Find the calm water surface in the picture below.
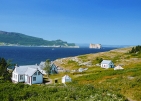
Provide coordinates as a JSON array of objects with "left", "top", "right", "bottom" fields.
[{"left": 0, "top": 46, "right": 117, "bottom": 65}]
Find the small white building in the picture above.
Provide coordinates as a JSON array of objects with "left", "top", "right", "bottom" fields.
[
  {"left": 62, "top": 75, "right": 71, "bottom": 83},
  {"left": 11, "top": 65, "right": 43, "bottom": 85},
  {"left": 114, "top": 65, "right": 124, "bottom": 70},
  {"left": 78, "top": 68, "right": 84, "bottom": 72},
  {"left": 101, "top": 60, "right": 114, "bottom": 68}
]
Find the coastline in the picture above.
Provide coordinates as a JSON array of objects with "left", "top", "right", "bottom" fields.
[
  {"left": 0, "top": 46, "right": 116, "bottom": 65},
  {"left": 0, "top": 45, "right": 80, "bottom": 48},
  {"left": 54, "top": 47, "right": 133, "bottom": 70}
]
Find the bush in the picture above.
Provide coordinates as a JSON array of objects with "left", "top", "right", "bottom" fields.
[{"left": 0, "top": 82, "right": 127, "bottom": 101}]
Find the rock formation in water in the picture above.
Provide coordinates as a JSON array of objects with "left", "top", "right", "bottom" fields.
[{"left": 89, "top": 43, "right": 101, "bottom": 49}]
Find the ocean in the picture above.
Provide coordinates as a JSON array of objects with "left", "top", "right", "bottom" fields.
[{"left": 0, "top": 46, "right": 117, "bottom": 65}]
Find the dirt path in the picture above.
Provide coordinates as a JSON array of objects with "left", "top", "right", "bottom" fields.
[
  {"left": 45, "top": 79, "right": 53, "bottom": 85},
  {"left": 127, "top": 97, "right": 136, "bottom": 101}
]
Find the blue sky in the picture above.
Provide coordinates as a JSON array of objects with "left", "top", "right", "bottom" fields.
[{"left": 0, "top": 0, "right": 141, "bottom": 45}]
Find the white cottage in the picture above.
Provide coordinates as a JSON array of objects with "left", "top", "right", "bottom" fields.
[
  {"left": 101, "top": 60, "right": 114, "bottom": 68},
  {"left": 11, "top": 65, "right": 43, "bottom": 85},
  {"left": 62, "top": 75, "right": 71, "bottom": 83}
]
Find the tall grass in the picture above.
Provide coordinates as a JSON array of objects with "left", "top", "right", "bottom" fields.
[{"left": 0, "top": 82, "right": 128, "bottom": 101}]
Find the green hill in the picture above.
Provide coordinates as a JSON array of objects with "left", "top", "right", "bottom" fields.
[
  {"left": 52, "top": 46, "right": 141, "bottom": 101},
  {"left": 0, "top": 30, "right": 75, "bottom": 46}
]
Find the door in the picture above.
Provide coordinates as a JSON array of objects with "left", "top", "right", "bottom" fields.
[{"left": 28, "top": 77, "right": 30, "bottom": 83}]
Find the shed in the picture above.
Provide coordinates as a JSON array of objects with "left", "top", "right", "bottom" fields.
[
  {"left": 78, "top": 68, "right": 84, "bottom": 72},
  {"left": 62, "top": 75, "right": 71, "bottom": 83},
  {"left": 101, "top": 60, "right": 114, "bottom": 68}
]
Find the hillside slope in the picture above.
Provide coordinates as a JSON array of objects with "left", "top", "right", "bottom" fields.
[
  {"left": 52, "top": 47, "right": 141, "bottom": 101},
  {"left": 0, "top": 30, "right": 75, "bottom": 46}
]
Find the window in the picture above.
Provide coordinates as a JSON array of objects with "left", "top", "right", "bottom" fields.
[
  {"left": 20, "top": 75, "right": 23, "bottom": 80},
  {"left": 33, "top": 77, "right": 36, "bottom": 81},
  {"left": 38, "top": 71, "right": 40, "bottom": 75}
]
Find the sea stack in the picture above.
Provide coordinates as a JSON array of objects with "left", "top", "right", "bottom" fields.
[{"left": 89, "top": 43, "right": 101, "bottom": 49}]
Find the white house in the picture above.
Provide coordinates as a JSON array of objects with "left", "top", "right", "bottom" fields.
[
  {"left": 62, "top": 75, "right": 71, "bottom": 83},
  {"left": 101, "top": 60, "right": 114, "bottom": 68},
  {"left": 114, "top": 65, "right": 124, "bottom": 70},
  {"left": 11, "top": 65, "right": 43, "bottom": 85}
]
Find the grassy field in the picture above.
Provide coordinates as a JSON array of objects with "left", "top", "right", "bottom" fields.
[
  {"left": 52, "top": 47, "right": 141, "bottom": 101},
  {"left": 1, "top": 47, "right": 141, "bottom": 101}
]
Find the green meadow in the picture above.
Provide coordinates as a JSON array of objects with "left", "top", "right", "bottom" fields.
[{"left": 1, "top": 46, "right": 141, "bottom": 101}]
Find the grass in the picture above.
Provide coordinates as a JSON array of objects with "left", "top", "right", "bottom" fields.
[
  {"left": 48, "top": 63, "right": 141, "bottom": 100},
  {"left": 78, "top": 55, "right": 88, "bottom": 62},
  {"left": 0, "top": 80, "right": 129, "bottom": 101},
  {"left": 72, "top": 64, "right": 141, "bottom": 101},
  {"left": 42, "top": 47, "right": 141, "bottom": 100},
  {"left": 52, "top": 47, "right": 141, "bottom": 101},
  {"left": 1, "top": 47, "right": 141, "bottom": 100}
]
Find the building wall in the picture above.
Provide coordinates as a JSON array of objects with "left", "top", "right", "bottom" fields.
[
  {"left": 12, "top": 72, "right": 19, "bottom": 82},
  {"left": 62, "top": 78, "right": 71, "bottom": 83},
  {"left": 25, "top": 76, "right": 32, "bottom": 85},
  {"left": 101, "top": 64, "right": 109, "bottom": 68},
  {"left": 25, "top": 75, "right": 27, "bottom": 83},
  {"left": 18, "top": 74, "right": 25, "bottom": 82},
  {"left": 31, "top": 71, "right": 43, "bottom": 84},
  {"left": 101, "top": 62, "right": 114, "bottom": 68}
]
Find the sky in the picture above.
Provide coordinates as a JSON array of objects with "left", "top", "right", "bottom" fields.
[{"left": 0, "top": 0, "right": 141, "bottom": 45}]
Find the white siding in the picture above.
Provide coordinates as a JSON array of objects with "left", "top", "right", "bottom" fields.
[
  {"left": 31, "top": 71, "right": 43, "bottom": 84},
  {"left": 25, "top": 75, "right": 27, "bottom": 83},
  {"left": 18, "top": 75, "right": 25, "bottom": 82},
  {"left": 62, "top": 75, "right": 72, "bottom": 83},
  {"left": 12, "top": 73, "right": 19, "bottom": 82},
  {"left": 101, "top": 62, "right": 114, "bottom": 68},
  {"left": 62, "top": 78, "right": 71, "bottom": 83},
  {"left": 25, "top": 76, "right": 32, "bottom": 85},
  {"left": 101, "top": 64, "right": 109, "bottom": 68}
]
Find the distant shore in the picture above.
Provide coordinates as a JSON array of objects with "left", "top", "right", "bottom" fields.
[{"left": 0, "top": 45, "right": 80, "bottom": 48}]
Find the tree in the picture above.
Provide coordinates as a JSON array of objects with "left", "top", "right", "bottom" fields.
[
  {"left": 129, "top": 45, "right": 141, "bottom": 54},
  {"left": 44, "top": 59, "right": 51, "bottom": 77},
  {"left": 0, "top": 58, "right": 12, "bottom": 81},
  {"left": 96, "top": 57, "right": 103, "bottom": 63},
  {"left": 0, "top": 58, "right": 7, "bottom": 77}
]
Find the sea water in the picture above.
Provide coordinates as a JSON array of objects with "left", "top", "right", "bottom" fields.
[{"left": 0, "top": 46, "right": 116, "bottom": 65}]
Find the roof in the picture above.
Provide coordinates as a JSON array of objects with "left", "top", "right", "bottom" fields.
[
  {"left": 101, "top": 60, "right": 112, "bottom": 64},
  {"left": 39, "top": 61, "right": 45, "bottom": 69},
  {"left": 25, "top": 68, "right": 37, "bottom": 76},
  {"left": 13, "top": 65, "right": 42, "bottom": 76}
]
